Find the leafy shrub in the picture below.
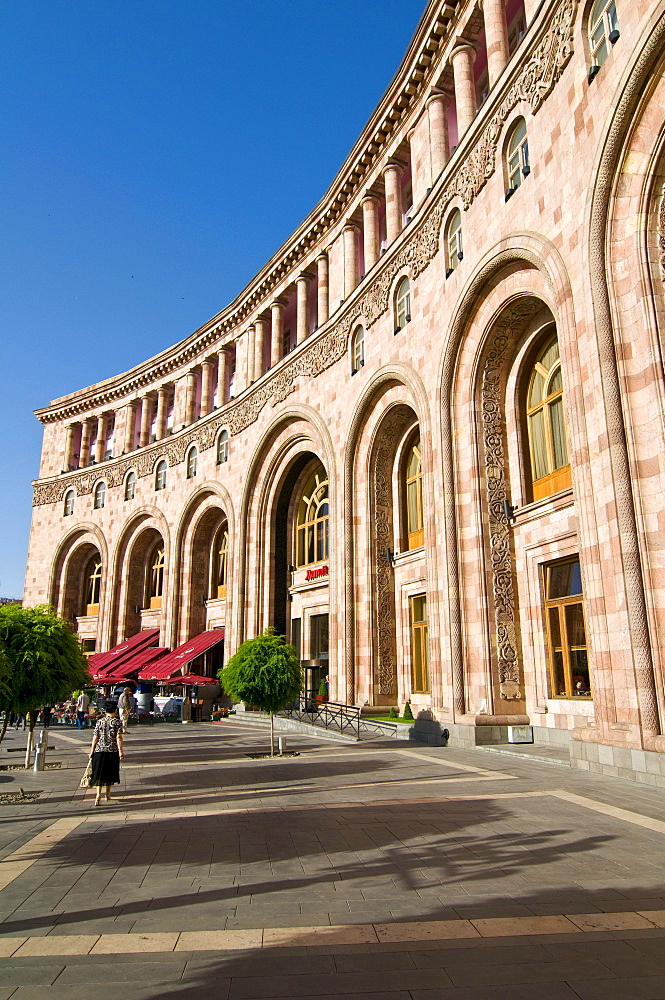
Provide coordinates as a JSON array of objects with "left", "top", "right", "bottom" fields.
[{"left": 403, "top": 701, "right": 414, "bottom": 721}]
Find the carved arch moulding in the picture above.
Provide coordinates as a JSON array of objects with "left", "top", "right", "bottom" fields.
[{"left": 33, "top": 0, "right": 579, "bottom": 509}]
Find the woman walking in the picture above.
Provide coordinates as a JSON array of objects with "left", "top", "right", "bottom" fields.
[{"left": 88, "top": 700, "right": 124, "bottom": 806}]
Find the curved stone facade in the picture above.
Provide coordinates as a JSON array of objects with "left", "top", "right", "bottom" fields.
[{"left": 24, "top": 0, "right": 665, "bottom": 775}]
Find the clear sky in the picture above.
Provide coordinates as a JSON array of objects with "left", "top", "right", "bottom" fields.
[{"left": 0, "top": 0, "right": 427, "bottom": 598}]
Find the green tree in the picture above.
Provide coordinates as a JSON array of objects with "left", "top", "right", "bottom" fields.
[
  {"left": 219, "top": 628, "right": 301, "bottom": 756},
  {"left": 0, "top": 605, "right": 91, "bottom": 765}
]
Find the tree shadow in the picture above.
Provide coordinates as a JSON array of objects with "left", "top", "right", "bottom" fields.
[{"left": 0, "top": 796, "right": 625, "bottom": 939}]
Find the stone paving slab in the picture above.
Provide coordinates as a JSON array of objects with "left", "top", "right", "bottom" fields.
[{"left": 0, "top": 724, "right": 662, "bottom": 998}]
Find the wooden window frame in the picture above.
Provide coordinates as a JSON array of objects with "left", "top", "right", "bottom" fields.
[
  {"left": 395, "top": 278, "right": 410, "bottom": 331},
  {"left": 83, "top": 557, "right": 102, "bottom": 617},
  {"left": 146, "top": 545, "right": 165, "bottom": 611},
  {"left": 526, "top": 338, "right": 572, "bottom": 501},
  {"left": 405, "top": 435, "right": 424, "bottom": 550},
  {"left": 295, "top": 468, "right": 329, "bottom": 569},
  {"left": 507, "top": 119, "right": 529, "bottom": 190},
  {"left": 213, "top": 524, "right": 229, "bottom": 600},
  {"left": 544, "top": 559, "right": 591, "bottom": 701},
  {"left": 410, "top": 594, "right": 429, "bottom": 694}
]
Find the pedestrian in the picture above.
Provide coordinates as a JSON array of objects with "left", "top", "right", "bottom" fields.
[
  {"left": 14, "top": 713, "right": 26, "bottom": 731},
  {"left": 42, "top": 705, "right": 53, "bottom": 729},
  {"left": 76, "top": 691, "right": 89, "bottom": 729},
  {"left": 118, "top": 687, "right": 136, "bottom": 733},
  {"left": 88, "top": 699, "right": 124, "bottom": 806}
]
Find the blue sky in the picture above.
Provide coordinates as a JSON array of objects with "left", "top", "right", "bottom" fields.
[{"left": 0, "top": 0, "right": 426, "bottom": 597}]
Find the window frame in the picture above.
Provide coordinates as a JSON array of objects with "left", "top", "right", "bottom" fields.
[
  {"left": 543, "top": 557, "right": 591, "bottom": 700},
  {"left": 124, "top": 471, "right": 136, "bottom": 502},
  {"left": 506, "top": 118, "right": 529, "bottom": 192},
  {"left": 217, "top": 430, "right": 229, "bottom": 465},
  {"left": 589, "top": 0, "right": 618, "bottom": 70},
  {"left": 93, "top": 481, "right": 106, "bottom": 510},
  {"left": 394, "top": 277, "right": 411, "bottom": 333},
  {"left": 404, "top": 433, "right": 424, "bottom": 551},
  {"left": 525, "top": 335, "right": 572, "bottom": 501},
  {"left": 63, "top": 490, "right": 75, "bottom": 517},
  {"left": 186, "top": 446, "right": 198, "bottom": 480},
  {"left": 146, "top": 543, "right": 165, "bottom": 610},
  {"left": 155, "top": 460, "right": 167, "bottom": 492},
  {"left": 410, "top": 593, "right": 429, "bottom": 694},
  {"left": 351, "top": 325, "right": 365, "bottom": 374},
  {"left": 212, "top": 522, "right": 229, "bottom": 600},
  {"left": 295, "top": 466, "right": 330, "bottom": 569},
  {"left": 446, "top": 209, "right": 463, "bottom": 272},
  {"left": 83, "top": 555, "right": 102, "bottom": 616}
]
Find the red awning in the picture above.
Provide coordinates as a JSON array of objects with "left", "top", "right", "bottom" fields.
[
  {"left": 101, "top": 647, "right": 170, "bottom": 685},
  {"left": 138, "top": 630, "right": 224, "bottom": 680},
  {"left": 156, "top": 673, "right": 219, "bottom": 686},
  {"left": 89, "top": 630, "right": 161, "bottom": 678}
]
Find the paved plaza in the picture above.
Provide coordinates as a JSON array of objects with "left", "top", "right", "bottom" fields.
[{"left": 0, "top": 722, "right": 662, "bottom": 999}]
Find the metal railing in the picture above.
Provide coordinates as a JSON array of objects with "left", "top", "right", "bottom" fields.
[
  {"left": 280, "top": 699, "right": 362, "bottom": 738},
  {"left": 279, "top": 700, "right": 400, "bottom": 740}
]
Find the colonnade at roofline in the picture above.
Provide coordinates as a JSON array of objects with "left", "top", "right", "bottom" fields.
[{"left": 56, "top": 0, "right": 528, "bottom": 476}]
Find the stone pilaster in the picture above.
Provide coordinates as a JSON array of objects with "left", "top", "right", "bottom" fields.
[
  {"left": 362, "top": 198, "right": 380, "bottom": 273},
  {"left": 316, "top": 254, "right": 329, "bottom": 326},
  {"left": 296, "top": 276, "right": 310, "bottom": 345}
]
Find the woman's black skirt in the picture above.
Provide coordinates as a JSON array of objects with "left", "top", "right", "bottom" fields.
[{"left": 90, "top": 751, "right": 120, "bottom": 786}]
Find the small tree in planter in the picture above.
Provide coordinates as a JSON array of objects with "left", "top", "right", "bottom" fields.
[
  {"left": 402, "top": 701, "right": 414, "bottom": 722},
  {"left": 316, "top": 678, "right": 329, "bottom": 705},
  {"left": 219, "top": 628, "right": 301, "bottom": 756},
  {"left": 0, "top": 605, "right": 90, "bottom": 766}
]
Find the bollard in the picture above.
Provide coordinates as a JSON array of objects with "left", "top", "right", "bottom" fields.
[
  {"left": 278, "top": 737, "right": 286, "bottom": 755},
  {"left": 33, "top": 744, "right": 45, "bottom": 772}
]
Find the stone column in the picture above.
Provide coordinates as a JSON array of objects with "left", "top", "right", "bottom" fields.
[
  {"left": 296, "top": 276, "right": 310, "bottom": 345},
  {"left": 483, "top": 0, "right": 510, "bottom": 88},
  {"left": 80, "top": 418, "right": 93, "bottom": 467},
  {"left": 362, "top": 198, "right": 380, "bottom": 272},
  {"left": 343, "top": 225, "right": 360, "bottom": 297},
  {"left": 235, "top": 335, "right": 247, "bottom": 395},
  {"left": 155, "top": 386, "right": 169, "bottom": 439},
  {"left": 254, "top": 317, "right": 267, "bottom": 380},
  {"left": 124, "top": 402, "right": 136, "bottom": 453},
  {"left": 451, "top": 43, "right": 477, "bottom": 137},
  {"left": 200, "top": 359, "right": 214, "bottom": 418},
  {"left": 63, "top": 423, "right": 78, "bottom": 470},
  {"left": 94, "top": 413, "right": 109, "bottom": 464},
  {"left": 427, "top": 92, "right": 451, "bottom": 180},
  {"left": 184, "top": 372, "right": 197, "bottom": 425},
  {"left": 270, "top": 300, "right": 285, "bottom": 366},
  {"left": 215, "top": 350, "right": 228, "bottom": 406},
  {"left": 383, "top": 162, "right": 403, "bottom": 245},
  {"left": 523, "top": 0, "right": 538, "bottom": 22},
  {"left": 316, "top": 254, "right": 329, "bottom": 326},
  {"left": 245, "top": 325, "right": 255, "bottom": 383},
  {"left": 139, "top": 395, "right": 153, "bottom": 448}
]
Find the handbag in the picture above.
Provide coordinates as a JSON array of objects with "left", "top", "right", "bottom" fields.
[{"left": 80, "top": 759, "right": 93, "bottom": 788}]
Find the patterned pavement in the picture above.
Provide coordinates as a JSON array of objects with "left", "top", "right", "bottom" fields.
[{"left": 0, "top": 721, "right": 662, "bottom": 999}]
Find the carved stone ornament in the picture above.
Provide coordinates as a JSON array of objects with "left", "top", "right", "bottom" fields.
[
  {"left": 480, "top": 299, "right": 539, "bottom": 696},
  {"left": 33, "top": 1, "right": 578, "bottom": 507}
]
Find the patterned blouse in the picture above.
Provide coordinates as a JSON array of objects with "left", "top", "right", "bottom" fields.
[{"left": 93, "top": 716, "right": 122, "bottom": 753}]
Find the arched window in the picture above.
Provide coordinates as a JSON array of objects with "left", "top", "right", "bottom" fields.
[
  {"left": 405, "top": 435, "right": 424, "bottom": 550},
  {"left": 217, "top": 430, "right": 229, "bottom": 465},
  {"left": 589, "top": 0, "right": 618, "bottom": 72},
  {"left": 446, "top": 210, "right": 463, "bottom": 274},
  {"left": 506, "top": 118, "right": 529, "bottom": 194},
  {"left": 83, "top": 556, "right": 102, "bottom": 616},
  {"left": 212, "top": 523, "right": 229, "bottom": 599},
  {"left": 155, "top": 460, "right": 167, "bottom": 491},
  {"left": 124, "top": 471, "right": 136, "bottom": 501},
  {"left": 63, "top": 490, "right": 75, "bottom": 517},
  {"left": 394, "top": 277, "right": 411, "bottom": 333},
  {"left": 146, "top": 543, "right": 165, "bottom": 610},
  {"left": 526, "top": 335, "right": 571, "bottom": 501},
  {"left": 351, "top": 326, "right": 365, "bottom": 374},
  {"left": 93, "top": 481, "right": 106, "bottom": 510},
  {"left": 186, "top": 446, "right": 198, "bottom": 479},
  {"left": 295, "top": 466, "right": 329, "bottom": 567}
]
